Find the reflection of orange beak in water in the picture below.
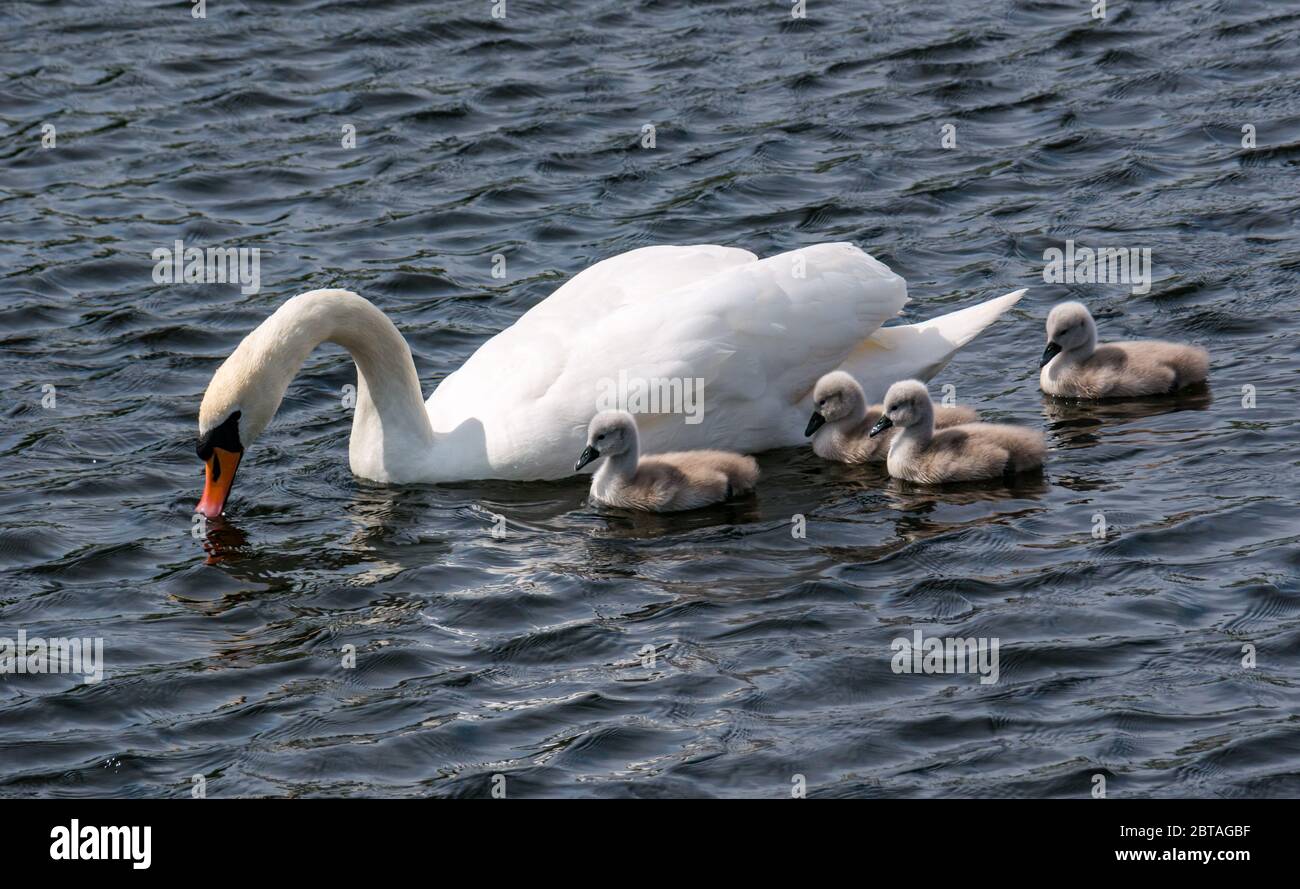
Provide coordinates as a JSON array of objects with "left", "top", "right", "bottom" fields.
[{"left": 197, "top": 446, "right": 242, "bottom": 519}]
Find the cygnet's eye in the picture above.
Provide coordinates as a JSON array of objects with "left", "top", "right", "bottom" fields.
[
  {"left": 817, "top": 399, "right": 824, "bottom": 408},
  {"left": 596, "top": 434, "right": 605, "bottom": 441}
]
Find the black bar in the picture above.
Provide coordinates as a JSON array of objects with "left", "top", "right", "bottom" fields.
[{"left": 12, "top": 800, "right": 1281, "bottom": 873}]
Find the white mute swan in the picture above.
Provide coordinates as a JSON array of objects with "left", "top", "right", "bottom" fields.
[
  {"left": 575, "top": 410, "right": 758, "bottom": 511},
  {"left": 1040, "top": 301, "right": 1209, "bottom": 398},
  {"left": 195, "top": 243, "right": 1025, "bottom": 516}
]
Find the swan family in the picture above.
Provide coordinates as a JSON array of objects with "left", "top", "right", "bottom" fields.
[{"left": 194, "top": 243, "right": 1208, "bottom": 516}]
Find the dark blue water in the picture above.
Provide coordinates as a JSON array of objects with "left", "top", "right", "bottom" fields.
[{"left": 1, "top": 0, "right": 1297, "bottom": 798}]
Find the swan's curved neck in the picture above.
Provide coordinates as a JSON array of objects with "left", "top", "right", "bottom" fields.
[{"left": 225, "top": 290, "right": 435, "bottom": 482}]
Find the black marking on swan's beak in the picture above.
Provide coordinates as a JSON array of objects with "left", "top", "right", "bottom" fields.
[
  {"left": 197, "top": 447, "right": 242, "bottom": 519},
  {"left": 804, "top": 411, "right": 826, "bottom": 437},
  {"left": 869, "top": 416, "right": 893, "bottom": 438},
  {"left": 574, "top": 445, "right": 600, "bottom": 472},
  {"left": 1040, "top": 341, "right": 1062, "bottom": 369}
]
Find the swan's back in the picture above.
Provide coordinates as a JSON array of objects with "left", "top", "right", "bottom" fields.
[
  {"left": 1043, "top": 340, "right": 1210, "bottom": 398},
  {"left": 889, "top": 422, "right": 1045, "bottom": 483},
  {"left": 652, "top": 450, "right": 759, "bottom": 496},
  {"left": 606, "top": 451, "right": 758, "bottom": 512},
  {"left": 429, "top": 243, "right": 908, "bottom": 479}
]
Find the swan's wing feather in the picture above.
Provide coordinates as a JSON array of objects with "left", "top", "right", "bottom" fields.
[
  {"left": 837, "top": 288, "right": 1026, "bottom": 402},
  {"left": 527, "top": 243, "right": 908, "bottom": 459},
  {"left": 429, "top": 245, "right": 757, "bottom": 422},
  {"left": 521, "top": 244, "right": 758, "bottom": 322}
]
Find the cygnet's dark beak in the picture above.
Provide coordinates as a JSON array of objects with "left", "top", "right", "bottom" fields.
[
  {"left": 804, "top": 411, "right": 826, "bottom": 437},
  {"left": 574, "top": 445, "right": 600, "bottom": 472},
  {"left": 1040, "top": 341, "right": 1062, "bottom": 369},
  {"left": 869, "top": 416, "right": 893, "bottom": 438}
]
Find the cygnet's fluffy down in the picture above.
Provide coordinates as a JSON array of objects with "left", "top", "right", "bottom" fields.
[
  {"left": 805, "top": 370, "right": 977, "bottom": 463},
  {"left": 575, "top": 410, "right": 758, "bottom": 511},
  {"left": 874, "top": 380, "right": 1045, "bottom": 483},
  {"left": 1040, "top": 301, "right": 1209, "bottom": 398}
]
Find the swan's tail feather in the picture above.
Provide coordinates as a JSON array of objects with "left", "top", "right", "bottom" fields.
[{"left": 836, "top": 288, "right": 1026, "bottom": 403}]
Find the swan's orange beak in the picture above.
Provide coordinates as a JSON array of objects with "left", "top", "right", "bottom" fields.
[{"left": 197, "top": 446, "right": 242, "bottom": 519}]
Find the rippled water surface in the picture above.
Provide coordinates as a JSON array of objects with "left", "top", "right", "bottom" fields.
[{"left": 2, "top": 0, "right": 1298, "bottom": 798}]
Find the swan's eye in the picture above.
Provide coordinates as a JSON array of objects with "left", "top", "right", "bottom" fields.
[
  {"left": 596, "top": 434, "right": 605, "bottom": 441},
  {"left": 817, "top": 400, "right": 824, "bottom": 408}
]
